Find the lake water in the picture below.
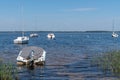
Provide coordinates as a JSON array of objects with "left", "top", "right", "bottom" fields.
[{"left": 0, "top": 31, "right": 120, "bottom": 80}]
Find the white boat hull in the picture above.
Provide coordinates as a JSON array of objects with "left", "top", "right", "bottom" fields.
[
  {"left": 14, "top": 40, "right": 29, "bottom": 44},
  {"left": 17, "top": 51, "right": 46, "bottom": 65},
  {"left": 14, "top": 36, "right": 29, "bottom": 44}
]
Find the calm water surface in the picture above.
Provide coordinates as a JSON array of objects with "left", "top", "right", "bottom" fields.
[{"left": 0, "top": 31, "right": 120, "bottom": 80}]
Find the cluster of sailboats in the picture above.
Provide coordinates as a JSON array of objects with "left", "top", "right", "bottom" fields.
[
  {"left": 13, "top": 19, "right": 119, "bottom": 67},
  {"left": 13, "top": 32, "right": 55, "bottom": 44},
  {"left": 14, "top": 32, "right": 55, "bottom": 66},
  {"left": 14, "top": 6, "right": 55, "bottom": 66}
]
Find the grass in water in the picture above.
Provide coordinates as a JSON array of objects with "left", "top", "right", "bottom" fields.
[
  {"left": 0, "top": 59, "right": 18, "bottom": 80},
  {"left": 94, "top": 51, "right": 120, "bottom": 76}
]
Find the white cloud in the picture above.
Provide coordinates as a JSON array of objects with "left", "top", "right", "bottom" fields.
[{"left": 65, "top": 8, "right": 97, "bottom": 12}]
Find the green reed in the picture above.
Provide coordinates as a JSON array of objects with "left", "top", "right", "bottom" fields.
[
  {"left": 0, "top": 59, "right": 18, "bottom": 80},
  {"left": 93, "top": 51, "right": 120, "bottom": 76}
]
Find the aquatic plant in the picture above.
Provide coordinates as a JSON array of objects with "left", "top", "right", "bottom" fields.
[
  {"left": 0, "top": 59, "right": 18, "bottom": 80},
  {"left": 94, "top": 51, "right": 120, "bottom": 76}
]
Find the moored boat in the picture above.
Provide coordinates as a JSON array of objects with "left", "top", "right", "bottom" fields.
[
  {"left": 16, "top": 46, "right": 46, "bottom": 66},
  {"left": 111, "top": 20, "right": 119, "bottom": 38},
  {"left": 30, "top": 33, "right": 38, "bottom": 37},
  {"left": 112, "top": 32, "right": 118, "bottom": 38},
  {"left": 47, "top": 33, "right": 55, "bottom": 39},
  {"left": 14, "top": 36, "right": 29, "bottom": 44},
  {"left": 13, "top": 32, "right": 29, "bottom": 44}
]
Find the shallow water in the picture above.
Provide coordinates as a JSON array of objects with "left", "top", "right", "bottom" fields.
[{"left": 0, "top": 31, "right": 120, "bottom": 80}]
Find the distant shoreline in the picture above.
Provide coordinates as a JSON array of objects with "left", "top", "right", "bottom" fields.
[{"left": 0, "top": 31, "right": 119, "bottom": 33}]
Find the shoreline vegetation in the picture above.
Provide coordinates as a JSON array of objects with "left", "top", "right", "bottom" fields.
[
  {"left": 0, "top": 59, "right": 18, "bottom": 80},
  {"left": 94, "top": 50, "right": 120, "bottom": 76}
]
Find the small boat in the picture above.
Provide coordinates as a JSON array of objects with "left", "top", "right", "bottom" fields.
[
  {"left": 30, "top": 33, "right": 38, "bottom": 37},
  {"left": 111, "top": 20, "right": 119, "bottom": 38},
  {"left": 112, "top": 32, "right": 118, "bottom": 38},
  {"left": 16, "top": 46, "right": 46, "bottom": 66},
  {"left": 14, "top": 32, "right": 29, "bottom": 44},
  {"left": 14, "top": 36, "right": 29, "bottom": 44},
  {"left": 47, "top": 33, "right": 55, "bottom": 39}
]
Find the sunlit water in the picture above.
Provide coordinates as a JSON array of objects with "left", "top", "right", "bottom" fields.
[{"left": 0, "top": 31, "right": 120, "bottom": 80}]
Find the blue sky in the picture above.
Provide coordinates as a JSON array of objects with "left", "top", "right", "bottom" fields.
[{"left": 0, "top": 0, "right": 120, "bottom": 31}]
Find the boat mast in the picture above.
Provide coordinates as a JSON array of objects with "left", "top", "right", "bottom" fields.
[
  {"left": 22, "top": 31, "right": 24, "bottom": 37},
  {"left": 21, "top": 5, "right": 25, "bottom": 36},
  {"left": 112, "top": 19, "right": 114, "bottom": 32}
]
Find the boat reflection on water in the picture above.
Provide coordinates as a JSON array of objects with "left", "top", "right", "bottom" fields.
[{"left": 17, "top": 65, "right": 45, "bottom": 80}]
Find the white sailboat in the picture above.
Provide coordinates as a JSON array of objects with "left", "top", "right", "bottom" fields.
[
  {"left": 14, "top": 5, "right": 29, "bottom": 44},
  {"left": 14, "top": 32, "right": 29, "bottom": 44},
  {"left": 112, "top": 32, "right": 118, "bottom": 38},
  {"left": 112, "top": 20, "right": 119, "bottom": 38}
]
